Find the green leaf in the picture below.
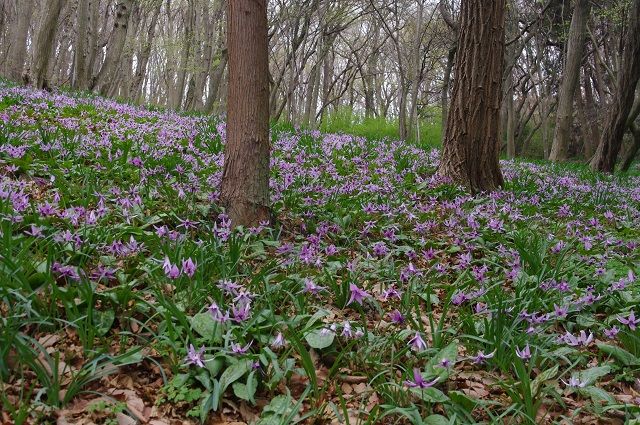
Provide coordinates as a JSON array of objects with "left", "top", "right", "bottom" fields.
[
  {"left": 579, "top": 386, "right": 616, "bottom": 405},
  {"left": 410, "top": 387, "right": 449, "bottom": 403},
  {"left": 190, "top": 312, "right": 223, "bottom": 342},
  {"left": 219, "top": 359, "right": 251, "bottom": 395},
  {"left": 597, "top": 344, "right": 640, "bottom": 366},
  {"left": 576, "top": 365, "right": 611, "bottom": 386},
  {"left": 531, "top": 364, "right": 559, "bottom": 395},
  {"left": 426, "top": 341, "right": 458, "bottom": 381},
  {"left": 205, "top": 355, "right": 225, "bottom": 378},
  {"left": 424, "top": 414, "right": 451, "bottom": 425},
  {"left": 232, "top": 371, "right": 257, "bottom": 404},
  {"left": 305, "top": 328, "right": 335, "bottom": 349},
  {"left": 449, "top": 390, "right": 477, "bottom": 411},
  {"left": 94, "top": 309, "right": 115, "bottom": 337}
]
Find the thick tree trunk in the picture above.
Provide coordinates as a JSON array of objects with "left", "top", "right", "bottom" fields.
[
  {"left": 31, "top": 0, "right": 66, "bottom": 89},
  {"left": 91, "top": 0, "right": 133, "bottom": 95},
  {"left": 6, "top": 0, "right": 34, "bottom": 81},
  {"left": 549, "top": 0, "right": 591, "bottom": 161},
  {"left": 620, "top": 123, "right": 640, "bottom": 172},
  {"left": 72, "top": 0, "right": 89, "bottom": 89},
  {"left": 437, "top": 0, "right": 505, "bottom": 193},
  {"left": 219, "top": 0, "right": 271, "bottom": 227},
  {"left": 589, "top": 0, "right": 640, "bottom": 172}
]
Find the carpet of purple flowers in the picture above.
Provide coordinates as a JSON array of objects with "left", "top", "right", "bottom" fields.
[{"left": 1, "top": 84, "right": 639, "bottom": 424}]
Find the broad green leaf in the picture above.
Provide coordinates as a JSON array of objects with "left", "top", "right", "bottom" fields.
[
  {"left": 190, "top": 312, "right": 223, "bottom": 342},
  {"left": 232, "top": 371, "right": 257, "bottom": 404},
  {"left": 576, "top": 365, "right": 611, "bottom": 386},
  {"left": 597, "top": 344, "right": 640, "bottom": 366},
  {"left": 426, "top": 341, "right": 458, "bottom": 381},
  {"left": 305, "top": 328, "right": 335, "bottom": 349},
  {"left": 219, "top": 359, "right": 251, "bottom": 395},
  {"left": 579, "top": 386, "right": 616, "bottom": 405},
  {"left": 531, "top": 364, "right": 559, "bottom": 395},
  {"left": 424, "top": 414, "right": 451, "bottom": 425},
  {"left": 410, "top": 387, "right": 449, "bottom": 403}
]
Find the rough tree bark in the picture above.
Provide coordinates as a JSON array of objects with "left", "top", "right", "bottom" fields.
[
  {"left": 589, "top": 0, "right": 640, "bottom": 172},
  {"left": 72, "top": 0, "right": 89, "bottom": 89},
  {"left": 91, "top": 0, "right": 133, "bottom": 95},
  {"left": 31, "top": 0, "right": 66, "bottom": 89},
  {"left": 6, "top": 0, "right": 35, "bottom": 81},
  {"left": 549, "top": 0, "right": 591, "bottom": 161},
  {"left": 219, "top": 0, "right": 271, "bottom": 227},
  {"left": 437, "top": 0, "right": 505, "bottom": 193}
]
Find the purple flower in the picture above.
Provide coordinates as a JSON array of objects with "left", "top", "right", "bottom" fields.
[
  {"left": 230, "top": 341, "right": 252, "bottom": 354},
  {"left": 271, "top": 332, "right": 287, "bottom": 349},
  {"left": 560, "top": 330, "right": 593, "bottom": 347},
  {"left": 603, "top": 326, "right": 620, "bottom": 339},
  {"left": 404, "top": 368, "right": 439, "bottom": 388},
  {"left": 347, "top": 283, "right": 370, "bottom": 306},
  {"left": 388, "top": 310, "right": 405, "bottom": 324},
  {"left": 618, "top": 311, "right": 639, "bottom": 331},
  {"left": 186, "top": 344, "right": 205, "bottom": 368},
  {"left": 381, "top": 285, "right": 403, "bottom": 301},
  {"left": 515, "top": 344, "right": 531, "bottom": 360},
  {"left": 181, "top": 257, "right": 196, "bottom": 278},
  {"left": 472, "top": 350, "right": 495, "bottom": 365},
  {"left": 408, "top": 332, "right": 427, "bottom": 352},
  {"left": 217, "top": 279, "right": 242, "bottom": 295},
  {"left": 562, "top": 376, "right": 587, "bottom": 388},
  {"left": 554, "top": 304, "right": 568, "bottom": 319},
  {"left": 341, "top": 321, "right": 354, "bottom": 338},
  {"left": 163, "top": 256, "right": 180, "bottom": 279},
  {"left": 232, "top": 303, "right": 251, "bottom": 322},
  {"left": 301, "top": 278, "right": 325, "bottom": 295}
]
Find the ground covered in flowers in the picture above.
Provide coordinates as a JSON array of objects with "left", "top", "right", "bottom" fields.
[{"left": 1, "top": 84, "right": 639, "bottom": 425}]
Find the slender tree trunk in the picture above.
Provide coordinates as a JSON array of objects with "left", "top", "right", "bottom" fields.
[
  {"left": 91, "top": 0, "right": 133, "bottom": 95},
  {"left": 437, "top": 0, "right": 505, "bottom": 193},
  {"left": 6, "top": 0, "right": 34, "bottom": 81},
  {"left": 219, "top": 0, "right": 271, "bottom": 226},
  {"left": 549, "top": 0, "right": 591, "bottom": 161},
  {"left": 131, "top": 4, "right": 161, "bottom": 103},
  {"left": 407, "top": 1, "right": 424, "bottom": 141},
  {"left": 441, "top": 47, "right": 455, "bottom": 142},
  {"left": 204, "top": 49, "right": 228, "bottom": 113},
  {"left": 589, "top": 0, "right": 640, "bottom": 172},
  {"left": 582, "top": 68, "right": 601, "bottom": 159},
  {"left": 31, "top": 0, "right": 66, "bottom": 89},
  {"left": 505, "top": 71, "right": 516, "bottom": 158}
]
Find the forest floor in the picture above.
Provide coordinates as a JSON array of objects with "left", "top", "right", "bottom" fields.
[{"left": 1, "top": 84, "right": 640, "bottom": 425}]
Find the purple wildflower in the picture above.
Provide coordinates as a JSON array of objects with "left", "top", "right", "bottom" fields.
[
  {"left": 347, "top": 283, "right": 370, "bottom": 306},
  {"left": 186, "top": 344, "right": 205, "bottom": 368},
  {"left": 404, "top": 368, "right": 439, "bottom": 389}
]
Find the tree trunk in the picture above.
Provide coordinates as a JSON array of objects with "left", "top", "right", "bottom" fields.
[
  {"left": 6, "top": 0, "right": 35, "bottom": 81},
  {"left": 204, "top": 49, "right": 228, "bottom": 113},
  {"left": 72, "top": 0, "right": 89, "bottom": 89},
  {"left": 437, "top": 0, "right": 505, "bottom": 193},
  {"left": 31, "top": 0, "right": 66, "bottom": 89},
  {"left": 130, "top": 3, "right": 161, "bottom": 103},
  {"left": 219, "top": 0, "right": 271, "bottom": 227},
  {"left": 620, "top": 123, "right": 640, "bottom": 172},
  {"left": 589, "top": 0, "right": 640, "bottom": 172},
  {"left": 441, "top": 47, "right": 455, "bottom": 143},
  {"left": 549, "top": 0, "right": 591, "bottom": 161},
  {"left": 91, "top": 0, "right": 133, "bottom": 95},
  {"left": 505, "top": 71, "right": 516, "bottom": 159}
]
